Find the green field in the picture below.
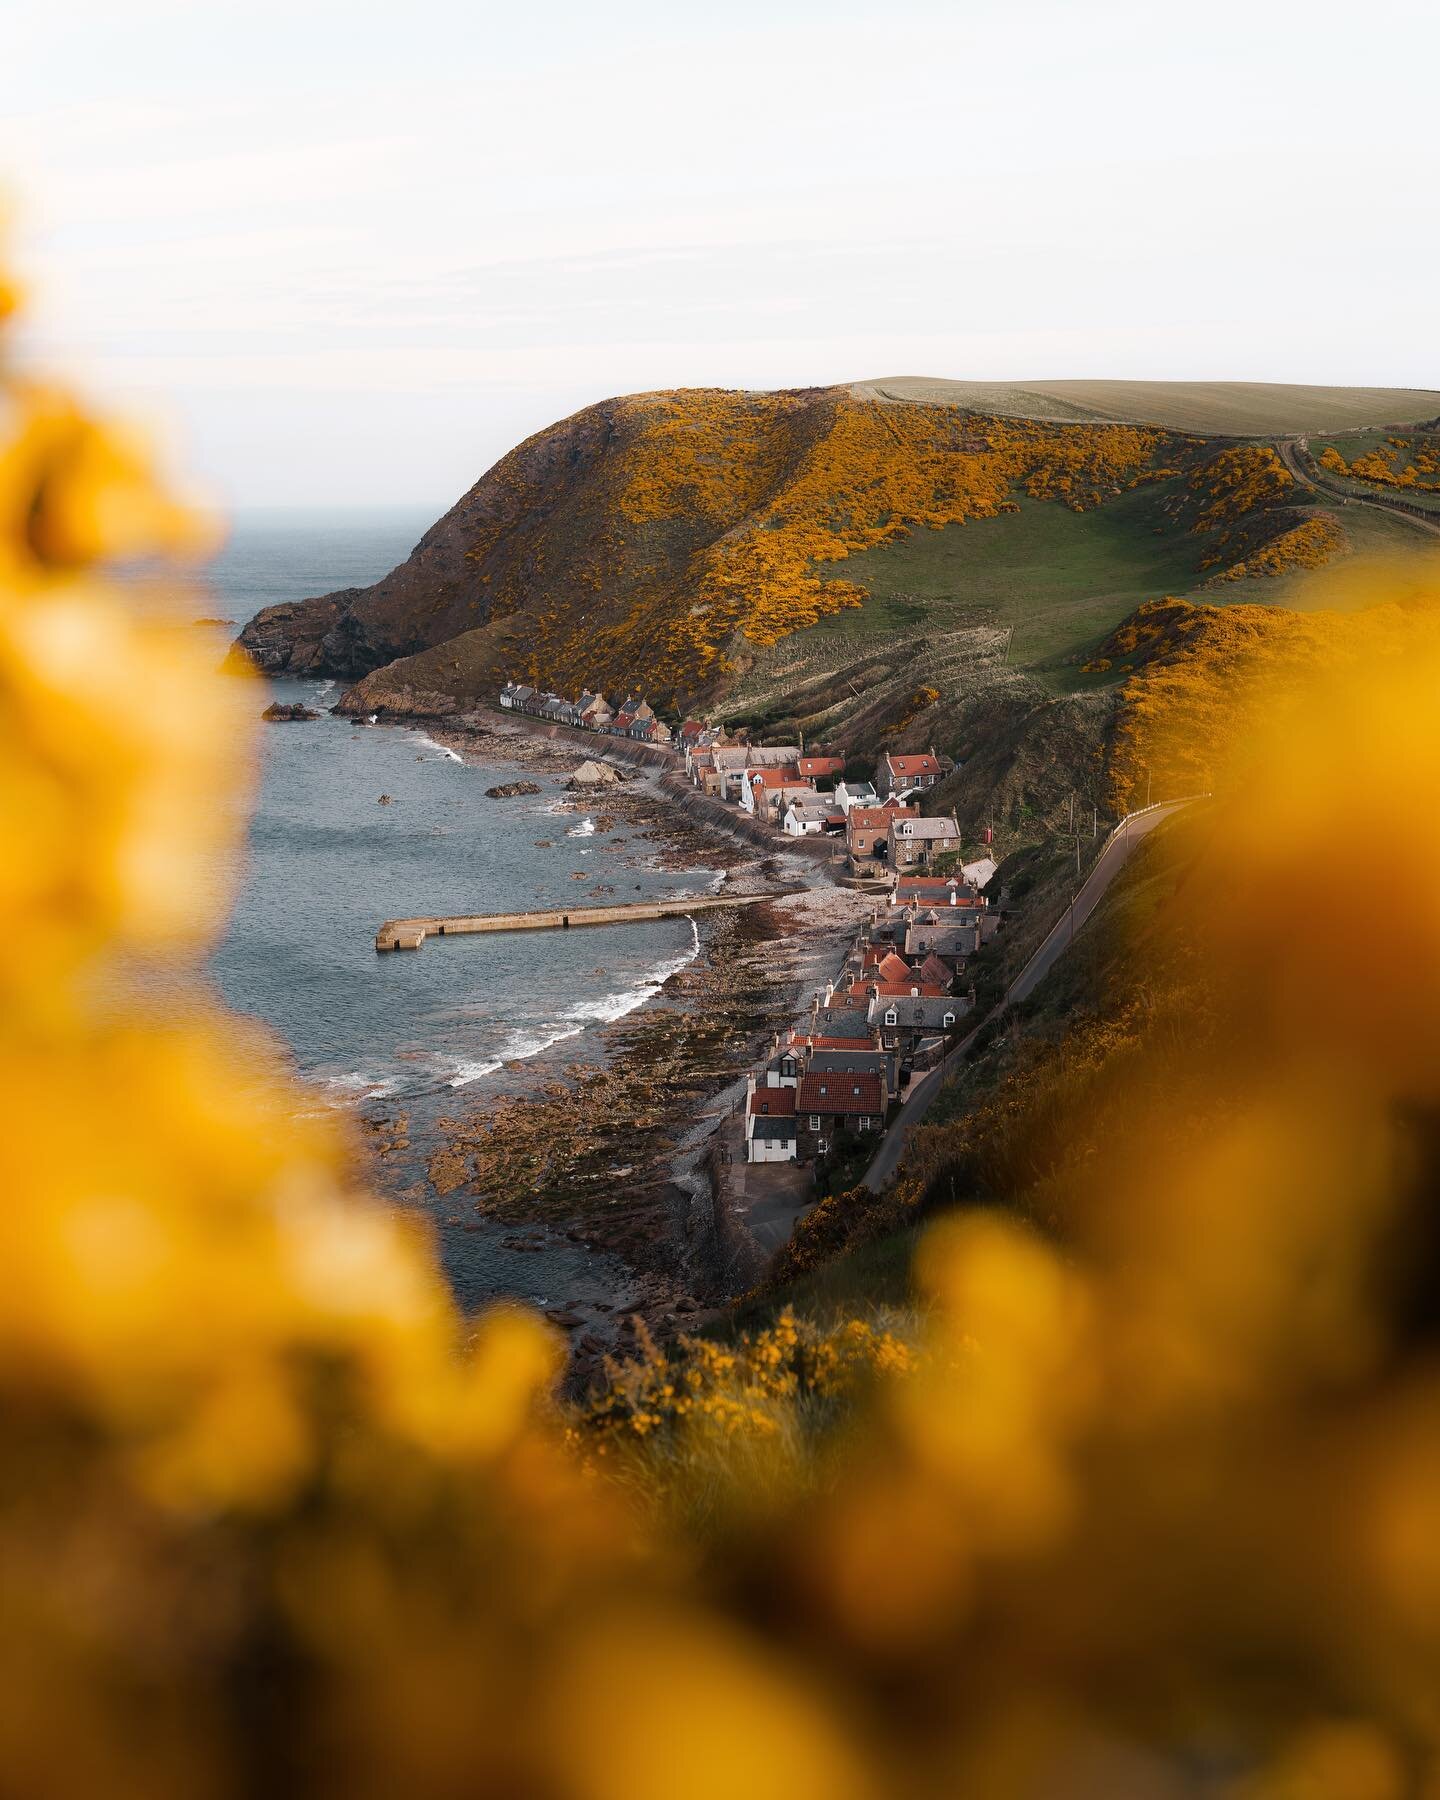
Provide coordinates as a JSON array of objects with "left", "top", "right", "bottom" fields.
[
  {"left": 816, "top": 483, "right": 1206, "bottom": 677},
  {"left": 804, "top": 480, "right": 1433, "bottom": 696}
]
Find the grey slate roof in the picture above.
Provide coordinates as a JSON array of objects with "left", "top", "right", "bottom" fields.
[
  {"left": 811, "top": 1006, "right": 871, "bottom": 1037},
  {"left": 890, "top": 817, "right": 961, "bottom": 839},
  {"left": 867, "top": 995, "right": 971, "bottom": 1033}
]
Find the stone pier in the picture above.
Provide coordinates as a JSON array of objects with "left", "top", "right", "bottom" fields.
[{"left": 375, "top": 891, "right": 785, "bottom": 952}]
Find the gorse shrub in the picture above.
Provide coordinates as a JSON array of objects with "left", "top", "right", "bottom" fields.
[{"left": 9, "top": 248, "right": 1440, "bottom": 1796}]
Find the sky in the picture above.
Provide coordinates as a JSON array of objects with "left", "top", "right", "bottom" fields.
[{"left": 5, "top": 0, "right": 1437, "bottom": 513}]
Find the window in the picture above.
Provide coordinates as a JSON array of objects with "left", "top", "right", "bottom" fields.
[
  {"left": 884, "top": 1008, "right": 897, "bottom": 1027},
  {"left": 943, "top": 1012, "right": 955, "bottom": 1028},
  {"left": 858, "top": 1117, "right": 871, "bottom": 1132},
  {"left": 809, "top": 1115, "right": 821, "bottom": 1132}
]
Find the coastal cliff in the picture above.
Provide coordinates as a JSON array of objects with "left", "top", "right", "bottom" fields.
[
  {"left": 233, "top": 381, "right": 1440, "bottom": 814},
  {"left": 233, "top": 383, "right": 1211, "bottom": 712}
]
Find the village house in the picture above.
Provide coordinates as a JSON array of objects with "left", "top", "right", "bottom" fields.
[
  {"left": 580, "top": 691, "right": 614, "bottom": 728},
  {"left": 867, "top": 991, "right": 973, "bottom": 1051},
  {"left": 848, "top": 976, "right": 948, "bottom": 1002},
  {"left": 681, "top": 724, "right": 725, "bottom": 775},
  {"left": 761, "top": 1033, "right": 897, "bottom": 1101},
  {"left": 761, "top": 1041, "right": 805, "bottom": 1086},
  {"left": 795, "top": 1071, "right": 886, "bottom": 1161},
  {"left": 739, "top": 766, "right": 810, "bottom": 819},
  {"left": 888, "top": 814, "right": 962, "bottom": 872},
  {"left": 808, "top": 993, "right": 873, "bottom": 1039},
  {"left": 833, "top": 778, "right": 878, "bottom": 815},
  {"left": 709, "top": 745, "right": 801, "bottom": 803},
  {"left": 744, "top": 1079, "right": 798, "bottom": 1163},
  {"left": 847, "top": 802, "right": 917, "bottom": 865},
  {"left": 796, "top": 754, "right": 845, "bottom": 788},
  {"left": 783, "top": 799, "right": 844, "bottom": 837},
  {"left": 688, "top": 749, "right": 719, "bottom": 793},
  {"left": 890, "top": 875, "right": 986, "bottom": 910},
  {"left": 875, "top": 749, "right": 945, "bottom": 798},
  {"left": 628, "top": 715, "right": 672, "bottom": 744},
  {"left": 904, "top": 914, "right": 983, "bottom": 962},
  {"left": 806, "top": 1047, "right": 900, "bottom": 1104}
]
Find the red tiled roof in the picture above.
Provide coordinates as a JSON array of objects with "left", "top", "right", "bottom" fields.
[
  {"left": 748, "top": 766, "right": 805, "bottom": 787},
  {"left": 805, "top": 1035, "right": 876, "bottom": 1051},
  {"left": 748, "top": 1086, "right": 797, "bottom": 1117},
  {"left": 894, "top": 879, "right": 984, "bottom": 902},
  {"left": 886, "top": 753, "right": 941, "bottom": 775},
  {"left": 858, "top": 980, "right": 947, "bottom": 999},
  {"left": 876, "top": 951, "right": 913, "bottom": 982},
  {"left": 797, "top": 1072, "right": 885, "bottom": 1116},
  {"left": 917, "top": 953, "right": 954, "bottom": 989},
  {"left": 796, "top": 755, "right": 845, "bottom": 778},
  {"left": 848, "top": 805, "right": 917, "bottom": 831}
]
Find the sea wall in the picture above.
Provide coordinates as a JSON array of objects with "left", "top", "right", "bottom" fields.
[
  {"left": 463, "top": 704, "right": 682, "bottom": 773},
  {"left": 656, "top": 774, "right": 838, "bottom": 861}
]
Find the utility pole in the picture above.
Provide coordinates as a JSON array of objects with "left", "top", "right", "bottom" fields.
[
  {"left": 1092, "top": 804, "right": 1097, "bottom": 838},
  {"left": 1146, "top": 766, "right": 1153, "bottom": 808}
]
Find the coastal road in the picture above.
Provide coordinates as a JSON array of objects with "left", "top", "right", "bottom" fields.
[
  {"left": 860, "top": 798, "right": 1199, "bottom": 1191},
  {"left": 1277, "top": 438, "right": 1440, "bottom": 539}
]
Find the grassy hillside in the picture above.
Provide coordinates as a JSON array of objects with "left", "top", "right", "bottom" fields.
[
  {"left": 232, "top": 380, "right": 1438, "bottom": 849},
  {"left": 813, "top": 483, "right": 1205, "bottom": 677},
  {"left": 857, "top": 376, "right": 1440, "bottom": 434}
]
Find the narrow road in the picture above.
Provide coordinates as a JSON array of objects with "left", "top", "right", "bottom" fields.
[
  {"left": 1277, "top": 438, "right": 1440, "bottom": 539},
  {"left": 860, "top": 799, "right": 1197, "bottom": 1190}
]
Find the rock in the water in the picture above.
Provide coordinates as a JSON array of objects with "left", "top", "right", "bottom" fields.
[
  {"left": 567, "top": 759, "right": 622, "bottom": 789},
  {"left": 485, "top": 780, "right": 542, "bottom": 798},
  {"left": 377, "top": 794, "right": 394, "bottom": 805},
  {"left": 261, "top": 701, "right": 320, "bottom": 722}
]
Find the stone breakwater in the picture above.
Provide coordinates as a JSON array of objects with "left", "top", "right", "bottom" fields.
[{"left": 375, "top": 892, "right": 787, "bottom": 952}]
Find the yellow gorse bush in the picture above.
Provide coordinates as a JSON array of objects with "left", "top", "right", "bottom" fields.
[{"left": 9, "top": 245, "right": 1440, "bottom": 1796}]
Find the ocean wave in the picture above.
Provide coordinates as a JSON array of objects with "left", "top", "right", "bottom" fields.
[
  {"left": 408, "top": 729, "right": 463, "bottom": 763},
  {"left": 316, "top": 1069, "right": 401, "bottom": 1102},
  {"left": 494, "top": 1023, "right": 587, "bottom": 1063},
  {"left": 559, "top": 917, "right": 701, "bottom": 1028},
  {"left": 446, "top": 1055, "right": 505, "bottom": 1088},
  {"left": 396, "top": 919, "right": 705, "bottom": 1096},
  {"left": 566, "top": 816, "right": 595, "bottom": 837}
]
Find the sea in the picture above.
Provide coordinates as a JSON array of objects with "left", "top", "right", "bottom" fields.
[{"left": 170, "top": 508, "right": 716, "bottom": 1312}]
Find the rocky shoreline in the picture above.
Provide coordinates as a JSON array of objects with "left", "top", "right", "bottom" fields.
[{"left": 355, "top": 709, "right": 871, "bottom": 1390}]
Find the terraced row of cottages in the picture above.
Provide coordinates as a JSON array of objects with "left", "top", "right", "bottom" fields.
[
  {"left": 686, "top": 740, "right": 1012, "bottom": 1170},
  {"left": 680, "top": 736, "right": 1001, "bottom": 888},
  {"left": 498, "top": 682, "right": 706, "bottom": 748},
  {"left": 743, "top": 875, "right": 1004, "bottom": 1165}
]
